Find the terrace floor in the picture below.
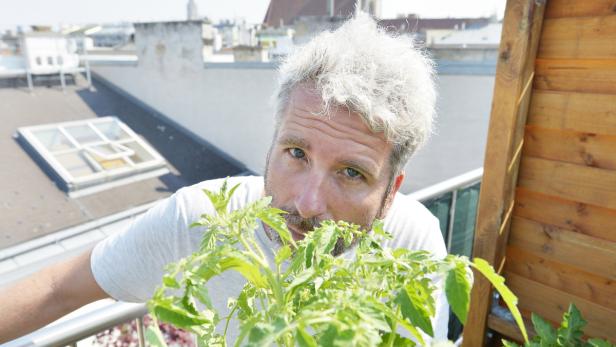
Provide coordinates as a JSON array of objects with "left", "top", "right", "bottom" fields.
[{"left": 0, "top": 75, "right": 245, "bottom": 249}]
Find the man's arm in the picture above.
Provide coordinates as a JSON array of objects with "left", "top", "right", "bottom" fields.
[{"left": 0, "top": 248, "right": 109, "bottom": 343}]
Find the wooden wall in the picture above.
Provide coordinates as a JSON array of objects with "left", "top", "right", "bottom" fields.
[
  {"left": 507, "top": 0, "right": 616, "bottom": 341},
  {"left": 464, "top": 0, "right": 616, "bottom": 344}
]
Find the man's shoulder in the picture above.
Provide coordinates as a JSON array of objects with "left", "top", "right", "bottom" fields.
[
  {"left": 388, "top": 192, "right": 438, "bottom": 224},
  {"left": 383, "top": 193, "right": 446, "bottom": 256}
]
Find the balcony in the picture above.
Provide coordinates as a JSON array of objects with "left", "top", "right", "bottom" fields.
[{"left": 5, "top": 168, "right": 483, "bottom": 346}]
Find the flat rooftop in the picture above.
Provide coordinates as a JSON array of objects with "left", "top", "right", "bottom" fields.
[{"left": 0, "top": 75, "right": 246, "bottom": 249}]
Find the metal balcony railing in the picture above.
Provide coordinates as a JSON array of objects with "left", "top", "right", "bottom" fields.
[{"left": 6, "top": 168, "right": 483, "bottom": 347}]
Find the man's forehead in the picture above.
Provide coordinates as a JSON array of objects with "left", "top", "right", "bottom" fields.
[
  {"left": 285, "top": 85, "right": 387, "bottom": 141},
  {"left": 287, "top": 84, "right": 325, "bottom": 112}
]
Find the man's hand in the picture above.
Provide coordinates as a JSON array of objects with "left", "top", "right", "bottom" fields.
[{"left": 0, "top": 248, "right": 109, "bottom": 343}]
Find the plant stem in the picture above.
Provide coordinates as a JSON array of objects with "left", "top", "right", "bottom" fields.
[
  {"left": 223, "top": 304, "right": 239, "bottom": 339},
  {"left": 387, "top": 307, "right": 400, "bottom": 347}
]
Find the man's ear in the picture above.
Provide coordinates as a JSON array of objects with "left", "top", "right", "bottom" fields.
[{"left": 380, "top": 171, "right": 405, "bottom": 218}]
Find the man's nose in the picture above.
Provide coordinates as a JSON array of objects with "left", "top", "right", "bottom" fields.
[{"left": 294, "top": 173, "right": 328, "bottom": 219}]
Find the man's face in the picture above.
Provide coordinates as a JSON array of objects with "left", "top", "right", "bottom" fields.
[{"left": 264, "top": 85, "right": 404, "bottom": 243}]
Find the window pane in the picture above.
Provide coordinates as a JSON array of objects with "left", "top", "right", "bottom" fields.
[
  {"left": 64, "top": 124, "right": 102, "bottom": 144},
  {"left": 54, "top": 152, "right": 96, "bottom": 177},
  {"left": 95, "top": 120, "right": 131, "bottom": 141},
  {"left": 32, "top": 128, "right": 75, "bottom": 152},
  {"left": 123, "top": 141, "right": 154, "bottom": 164},
  {"left": 424, "top": 192, "right": 453, "bottom": 240},
  {"left": 86, "top": 144, "right": 131, "bottom": 170}
]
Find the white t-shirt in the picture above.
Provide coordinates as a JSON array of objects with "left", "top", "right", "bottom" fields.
[{"left": 91, "top": 176, "right": 449, "bottom": 342}]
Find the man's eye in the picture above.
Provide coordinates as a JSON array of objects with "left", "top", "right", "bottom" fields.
[
  {"left": 289, "top": 148, "right": 306, "bottom": 159},
  {"left": 343, "top": 167, "right": 362, "bottom": 179}
]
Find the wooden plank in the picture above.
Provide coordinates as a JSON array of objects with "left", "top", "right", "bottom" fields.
[
  {"left": 506, "top": 244, "right": 616, "bottom": 311},
  {"left": 527, "top": 90, "right": 616, "bottom": 135},
  {"left": 523, "top": 126, "right": 616, "bottom": 170},
  {"left": 487, "top": 312, "right": 536, "bottom": 343},
  {"left": 506, "top": 272, "right": 616, "bottom": 341},
  {"left": 462, "top": 1, "right": 547, "bottom": 345},
  {"left": 514, "top": 187, "right": 616, "bottom": 242},
  {"left": 535, "top": 59, "right": 616, "bottom": 94},
  {"left": 509, "top": 216, "right": 616, "bottom": 280},
  {"left": 544, "top": 0, "right": 616, "bottom": 18},
  {"left": 518, "top": 156, "right": 616, "bottom": 210},
  {"left": 539, "top": 16, "right": 616, "bottom": 59}
]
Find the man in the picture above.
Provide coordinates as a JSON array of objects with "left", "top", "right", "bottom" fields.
[{"left": 0, "top": 13, "right": 448, "bottom": 343}]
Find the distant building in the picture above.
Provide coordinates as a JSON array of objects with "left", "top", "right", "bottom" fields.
[
  {"left": 1, "top": 30, "right": 20, "bottom": 55},
  {"left": 83, "top": 23, "right": 134, "bottom": 48},
  {"left": 214, "top": 19, "right": 257, "bottom": 49},
  {"left": 256, "top": 26, "right": 294, "bottom": 60},
  {"left": 430, "top": 22, "right": 502, "bottom": 62},
  {"left": 263, "top": 0, "right": 381, "bottom": 28},
  {"left": 187, "top": 0, "right": 199, "bottom": 21},
  {"left": 232, "top": 45, "right": 269, "bottom": 62},
  {"left": 378, "top": 15, "right": 492, "bottom": 44}
]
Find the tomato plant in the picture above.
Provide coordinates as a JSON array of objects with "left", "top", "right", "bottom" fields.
[{"left": 147, "top": 180, "right": 527, "bottom": 346}]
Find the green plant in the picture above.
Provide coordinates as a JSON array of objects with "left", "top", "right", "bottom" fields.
[
  {"left": 147, "top": 180, "right": 527, "bottom": 346},
  {"left": 503, "top": 304, "right": 614, "bottom": 347}
]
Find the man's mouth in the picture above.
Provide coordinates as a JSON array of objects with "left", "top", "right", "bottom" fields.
[{"left": 286, "top": 223, "right": 306, "bottom": 241}]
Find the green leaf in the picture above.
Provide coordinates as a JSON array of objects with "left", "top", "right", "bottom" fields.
[
  {"left": 220, "top": 256, "right": 268, "bottom": 288},
  {"left": 501, "top": 340, "right": 521, "bottom": 347},
  {"left": 296, "top": 326, "right": 318, "bottom": 347},
  {"left": 445, "top": 262, "right": 471, "bottom": 324},
  {"left": 234, "top": 314, "right": 262, "bottom": 347},
  {"left": 152, "top": 304, "right": 211, "bottom": 328},
  {"left": 557, "top": 304, "right": 586, "bottom": 345},
  {"left": 319, "top": 324, "right": 339, "bottom": 346},
  {"left": 472, "top": 258, "right": 528, "bottom": 342},
  {"left": 196, "top": 255, "right": 267, "bottom": 288},
  {"left": 286, "top": 268, "right": 316, "bottom": 300},
  {"left": 145, "top": 325, "right": 169, "bottom": 347},
  {"left": 587, "top": 338, "right": 615, "bottom": 347},
  {"left": 162, "top": 275, "right": 180, "bottom": 288},
  {"left": 531, "top": 313, "right": 557, "bottom": 345},
  {"left": 247, "top": 322, "right": 271, "bottom": 345},
  {"left": 275, "top": 244, "right": 292, "bottom": 265},
  {"left": 395, "top": 286, "right": 434, "bottom": 337},
  {"left": 305, "top": 243, "right": 315, "bottom": 268},
  {"left": 202, "top": 179, "right": 240, "bottom": 215},
  {"left": 257, "top": 207, "right": 295, "bottom": 247},
  {"left": 378, "top": 333, "right": 416, "bottom": 347},
  {"left": 191, "top": 284, "right": 215, "bottom": 310}
]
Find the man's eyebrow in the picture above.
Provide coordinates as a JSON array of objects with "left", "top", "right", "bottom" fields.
[
  {"left": 278, "top": 135, "right": 311, "bottom": 150},
  {"left": 338, "top": 159, "right": 378, "bottom": 178}
]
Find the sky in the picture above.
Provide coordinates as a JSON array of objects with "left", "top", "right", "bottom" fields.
[{"left": 0, "top": 0, "right": 506, "bottom": 32}]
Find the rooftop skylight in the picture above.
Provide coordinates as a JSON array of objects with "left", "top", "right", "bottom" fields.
[{"left": 17, "top": 116, "right": 169, "bottom": 197}]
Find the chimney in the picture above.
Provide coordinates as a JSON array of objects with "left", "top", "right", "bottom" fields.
[{"left": 328, "top": 0, "right": 335, "bottom": 17}]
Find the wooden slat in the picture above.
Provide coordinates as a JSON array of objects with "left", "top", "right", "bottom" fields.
[
  {"left": 518, "top": 156, "right": 616, "bottom": 210},
  {"left": 523, "top": 126, "right": 616, "bottom": 170},
  {"left": 506, "top": 272, "right": 616, "bottom": 341},
  {"left": 535, "top": 59, "right": 616, "bottom": 94},
  {"left": 539, "top": 16, "right": 616, "bottom": 59},
  {"left": 463, "top": 1, "right": 547, "bottom": 345},
  {"left": 527, "top": 90, "right": 616, "bottom": 135},
  {"left": 514, "top": 187, "right": 616, "bottom": 242},
  {"left": 509, "top": 216, "right": 616, "bottom": 280},
  {"left": 544, "top": 0, "right": 616, "bottom": 18},
  {"left": 487, "top": 312, "right": 536, "bottom": 343},
  {"left": 506, "top": 244, "right": 616, "bottom": 311}
]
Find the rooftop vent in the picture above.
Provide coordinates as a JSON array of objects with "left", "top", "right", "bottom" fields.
[{"left": 16, "top": 116, "right": 169, "bottom": 197}]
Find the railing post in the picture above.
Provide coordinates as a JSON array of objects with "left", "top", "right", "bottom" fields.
[
  {"left": 136, "top": 317, "right": 146, "bottom": 347},
  {"left": 446, "top": 189, "right": 458, "bottom": 252}
]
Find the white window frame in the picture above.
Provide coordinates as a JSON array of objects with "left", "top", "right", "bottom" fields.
[{"left": 17, "top": 116, "right": 169, "bottom": 197}]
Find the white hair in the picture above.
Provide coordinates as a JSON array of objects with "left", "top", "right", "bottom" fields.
[{"left": 274, "top": 12, "right": 437, "bottom": 174}]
